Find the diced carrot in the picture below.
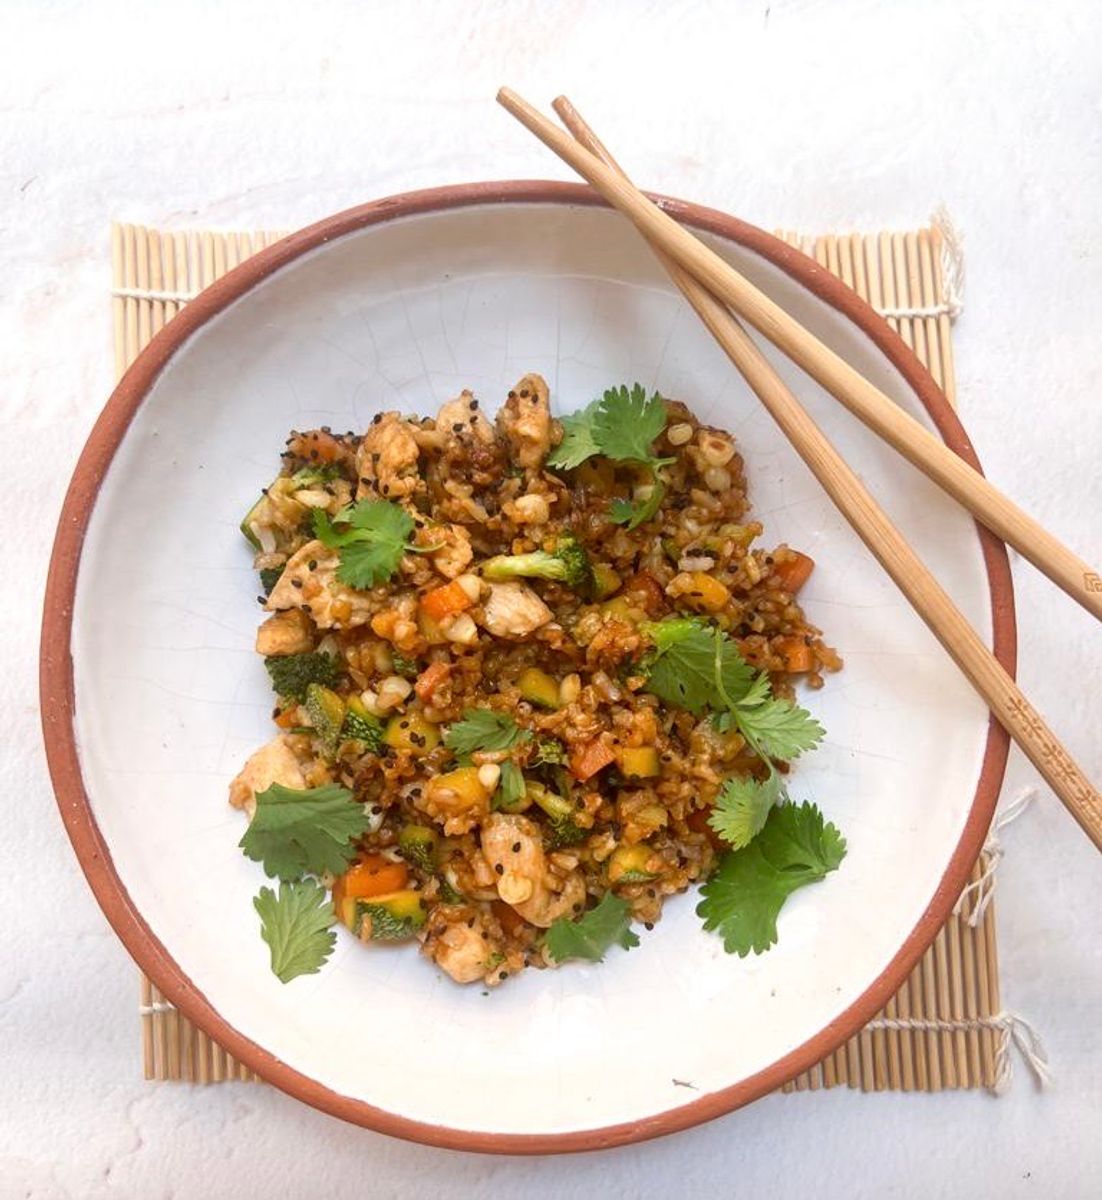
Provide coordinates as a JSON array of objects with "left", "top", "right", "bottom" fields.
[
  {"left": 273, "top": 706, "right": 298, "bottom": 729},
  {"left": 492, "top": 899, "right": 527, "bottom": 937},
  {"left": 287, "top": 429, "right": 346, "bottom": 464},
  {"left": 420, "top": 580, "right": 474, "bottom": 621},
  {"left": 414, "top": 660, "right": 451, "bottom": 704},
  {"left": 773, "top": 551, "right": 815, "bottom": 594},
  {"left": 622, "top": 570, "right": 667, "bottom": 617},
  {"left": 776, "top": 635, "right": 814, "bottom": 673},
  {"left": 570, "top": 738, "right": 617, "bottom": 781},
  {"left": 336, "top": 855, "right": 410, "bottom": 904}
]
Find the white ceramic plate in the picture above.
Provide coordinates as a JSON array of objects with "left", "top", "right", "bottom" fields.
[{"left": 43, "top": 184, "right": 1012, "bottom": 1152}]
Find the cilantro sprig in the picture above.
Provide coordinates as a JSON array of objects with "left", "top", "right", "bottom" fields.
[
  {"left": 696, "top": 802, "right": 846, "bottom": 956},
  {"left": 312, "top": 499, "right": 421, "bottom": 589},
  {"left": 254, "top": 879, "right": 337, "bottom": 983},
  {"left": 548, "top": 384, "right": 673, "bottom": 530},
  {"left": 239, "top": 781, "right": 369, "bottom": 881},
  {"left": 545, "top": 893, "right": 640, "bottom": 963},
  {"left": 444, "top": 709, "right": 531, "bottom": 756},
  {"left": 641, "top": 618, "right": 824, "bottom": 849}
]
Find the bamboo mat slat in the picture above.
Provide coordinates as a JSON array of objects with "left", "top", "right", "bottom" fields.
[{"left": 116, "top": 219, "right": 1003, "bottom": 1093}]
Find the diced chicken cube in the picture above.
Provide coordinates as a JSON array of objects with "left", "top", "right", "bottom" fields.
[
  {"left": 356, "top": 412, "right": 421, "bottom": 500},
  {"left": 477, "top": 582, "right": 552, "bottom": 639},
  {"left": 265, "top": 540, "right": 375, "bottom": 629},
  {"left": 480, "top": 814, "right": 585, "bottom": 927},
  {"left": 254, "top": 608, "right": 314, "bottom": 657},
  {"left": 496, "top": 373, "right": 552, "bottom": 469},
  {"left": 436, "top": 390, "right": 496, "bottom": 447},
  {"left": 228, "top": 736, "right": 305, "bottom": 817}
]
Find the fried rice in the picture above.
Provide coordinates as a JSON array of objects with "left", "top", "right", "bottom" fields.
[{"left": 232, "top": 372, "right": 841, "bottom": 986}]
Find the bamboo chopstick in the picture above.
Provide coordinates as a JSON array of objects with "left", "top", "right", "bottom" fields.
[
  {"left": 543, "top": 94, "right": 1102, "bottom": 851},
  {"left": 500, "top": 87, "right": 1102, "bottom": 625}
]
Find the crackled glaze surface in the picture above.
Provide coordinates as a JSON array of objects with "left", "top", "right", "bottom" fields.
[{"left": 65, "top": 199, "right": 1004, "bottom": 1140}]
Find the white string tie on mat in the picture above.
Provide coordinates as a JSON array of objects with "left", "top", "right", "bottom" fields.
[
  {"left": 954, "top": 787, "right": 1037, "bottom": 928},
  {"left": 112, "top": 285, "right": 199, "bottom": 303},
  {"left": 874, "top": 206, "right": 965, "bottom": 321},
  {"left": 865, "top": 1012, "right": 1052, "bottom": 1094},
  {"left": 138, "top": 1001, "right": 176, "bottom": 1016}
]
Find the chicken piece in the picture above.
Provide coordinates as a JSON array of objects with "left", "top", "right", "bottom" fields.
[
  {"left": 355, "top": 411, "right": 421, "bottom": 500},
  {"left": 496, "top": 373, "right": 552, "bottom": 470},
  {"left": 422, "top": 904, "right": 504, "bottom": 985},
  {"left": 436, "top": 390, "right": 496, "bottom": 448},
  {"left": 254, "top": 608, "right": 314, "bottom": 657},
  {"left": 429, "top": 523, "right": 473, "bottom": 579},
  {"left": 228, "top": 736, "right": 305, "bottom": 818},
  {"left": 480, "top": 813, "right": 586, "bottom": 928},
  {"left": 266, "top": 539, "right": 376, "bottom": 629},
  {"left": 477, "top": 581, "right": 552, "bottom": 639}
]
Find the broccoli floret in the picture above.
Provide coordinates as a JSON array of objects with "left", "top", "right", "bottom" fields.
[
  {"left": 544, "top": 815, "right": 587, "bottom": 850},
  {"left": 531, "top": 737, "right": 567, "bottom": 767},
  {"left": 258, "top": 566, "right": 284, "bottom": 596},
  {"left": 264, "top": 652, "right": 340, "bottom": 702},
  {"left": 291, "top": 464, "right": 342, "bottom": 488},
  {"left": 482, "top": 533, "right": 593, "bottom": 596},
  {"left": 528, "top": 781, "right": 587, "bottom": 849}
]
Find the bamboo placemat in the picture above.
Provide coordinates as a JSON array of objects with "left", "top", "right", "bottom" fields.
[{"left": 115, "top": 219, "right": 1021, "bottom": 1094}]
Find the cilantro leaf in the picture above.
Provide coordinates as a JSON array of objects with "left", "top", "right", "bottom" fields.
[
  {"left": 547, "top": 384, "right": 671, "bottom": 471},
  {"left": 734, "top": 693, "right": 825, "bottom": 761},
  {"left": 547, "top": 400, "right": 603, "bottom": 469},
  {"left": 641, "top": 618, "right": 755, "bottom": 715},
  {"left": 254, "top": 879, "right": 336, "bottom": 983},
  {"left": 312, "top": 500, "right": 415, "bottom": 589},
  {"left": 545, "top": 893, "right": 640, "bottom": 963},
  {"left": 696, "top": 802, "right": 846, "bottom": 956},
  {"left": 239, "top": 782, "right": 368, "bottom": 881},
  {"left": 591, "top": 384, "right": 669, "bottom": 464},
  {"left": 609, "top": 477, "right": 666, "bottom": 530},
  {"left": 708, "top": 771, "right": 783, "bottom": 850},
  {"left": 444, "top": 709, "right": 531, "bottom": 756},
  {"left": 495, "top": 759, "right": 526, "bottom": 809}
]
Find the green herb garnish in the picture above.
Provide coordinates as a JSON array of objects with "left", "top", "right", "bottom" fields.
[
  {"left": 696, "top": 802, "right": 846, "bottom": 956},
  {"left": 254, "top": 879, "right": 337, "bottom": 983}
]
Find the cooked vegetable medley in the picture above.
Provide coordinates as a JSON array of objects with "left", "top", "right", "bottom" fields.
[{"left": 232, "top": 375, "right": 846, "bottom": 985}]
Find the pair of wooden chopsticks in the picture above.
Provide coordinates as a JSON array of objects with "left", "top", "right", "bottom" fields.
[{"left": 497, "top": 88, "right": 1102, "bottom": 853}]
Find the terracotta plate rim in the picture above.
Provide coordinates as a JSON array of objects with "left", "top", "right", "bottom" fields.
[{"left": 39, "top": 180, "right": 1015, "bottom": 1154}]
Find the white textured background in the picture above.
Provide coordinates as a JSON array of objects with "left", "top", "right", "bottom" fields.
[{"left": 2, "top": 1, "right": 1100, "bottom": 1196}]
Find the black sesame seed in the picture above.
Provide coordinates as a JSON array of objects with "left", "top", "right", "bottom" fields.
[
  {"left": 511, "top": 842, "right": 521, "bottom": 853},
  {"left": 452, "top": 422, "right": 464, "bottom": 433},
  {"left": 470, "top": 398, "right": 479, "bottom": 409},
  {"left": 572, "top": 902, "right": 583, "bottom": 913},
  {"left": 644, "top": 921, "right": 654, "bottom": 931},
  {"left": 498, "top": 970, "right": 508, "bottom": 981},
  {"left": 494, "top": 863, "right": 504, "bottom": 876},
  {"left": 466, "top": 917, "right": 476, "bottom": 928},
  {"left": 370, "top": 805, "right": 382, "bottom": 815},
  {"left": 372, "top": 413, "right": 382, "bottom": 424},
  {"left": 308, "top": 560, "right": 317, "bottom": 571},
  {"left": 291, "top": 579, "right": 303, "bottom": 589}
]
